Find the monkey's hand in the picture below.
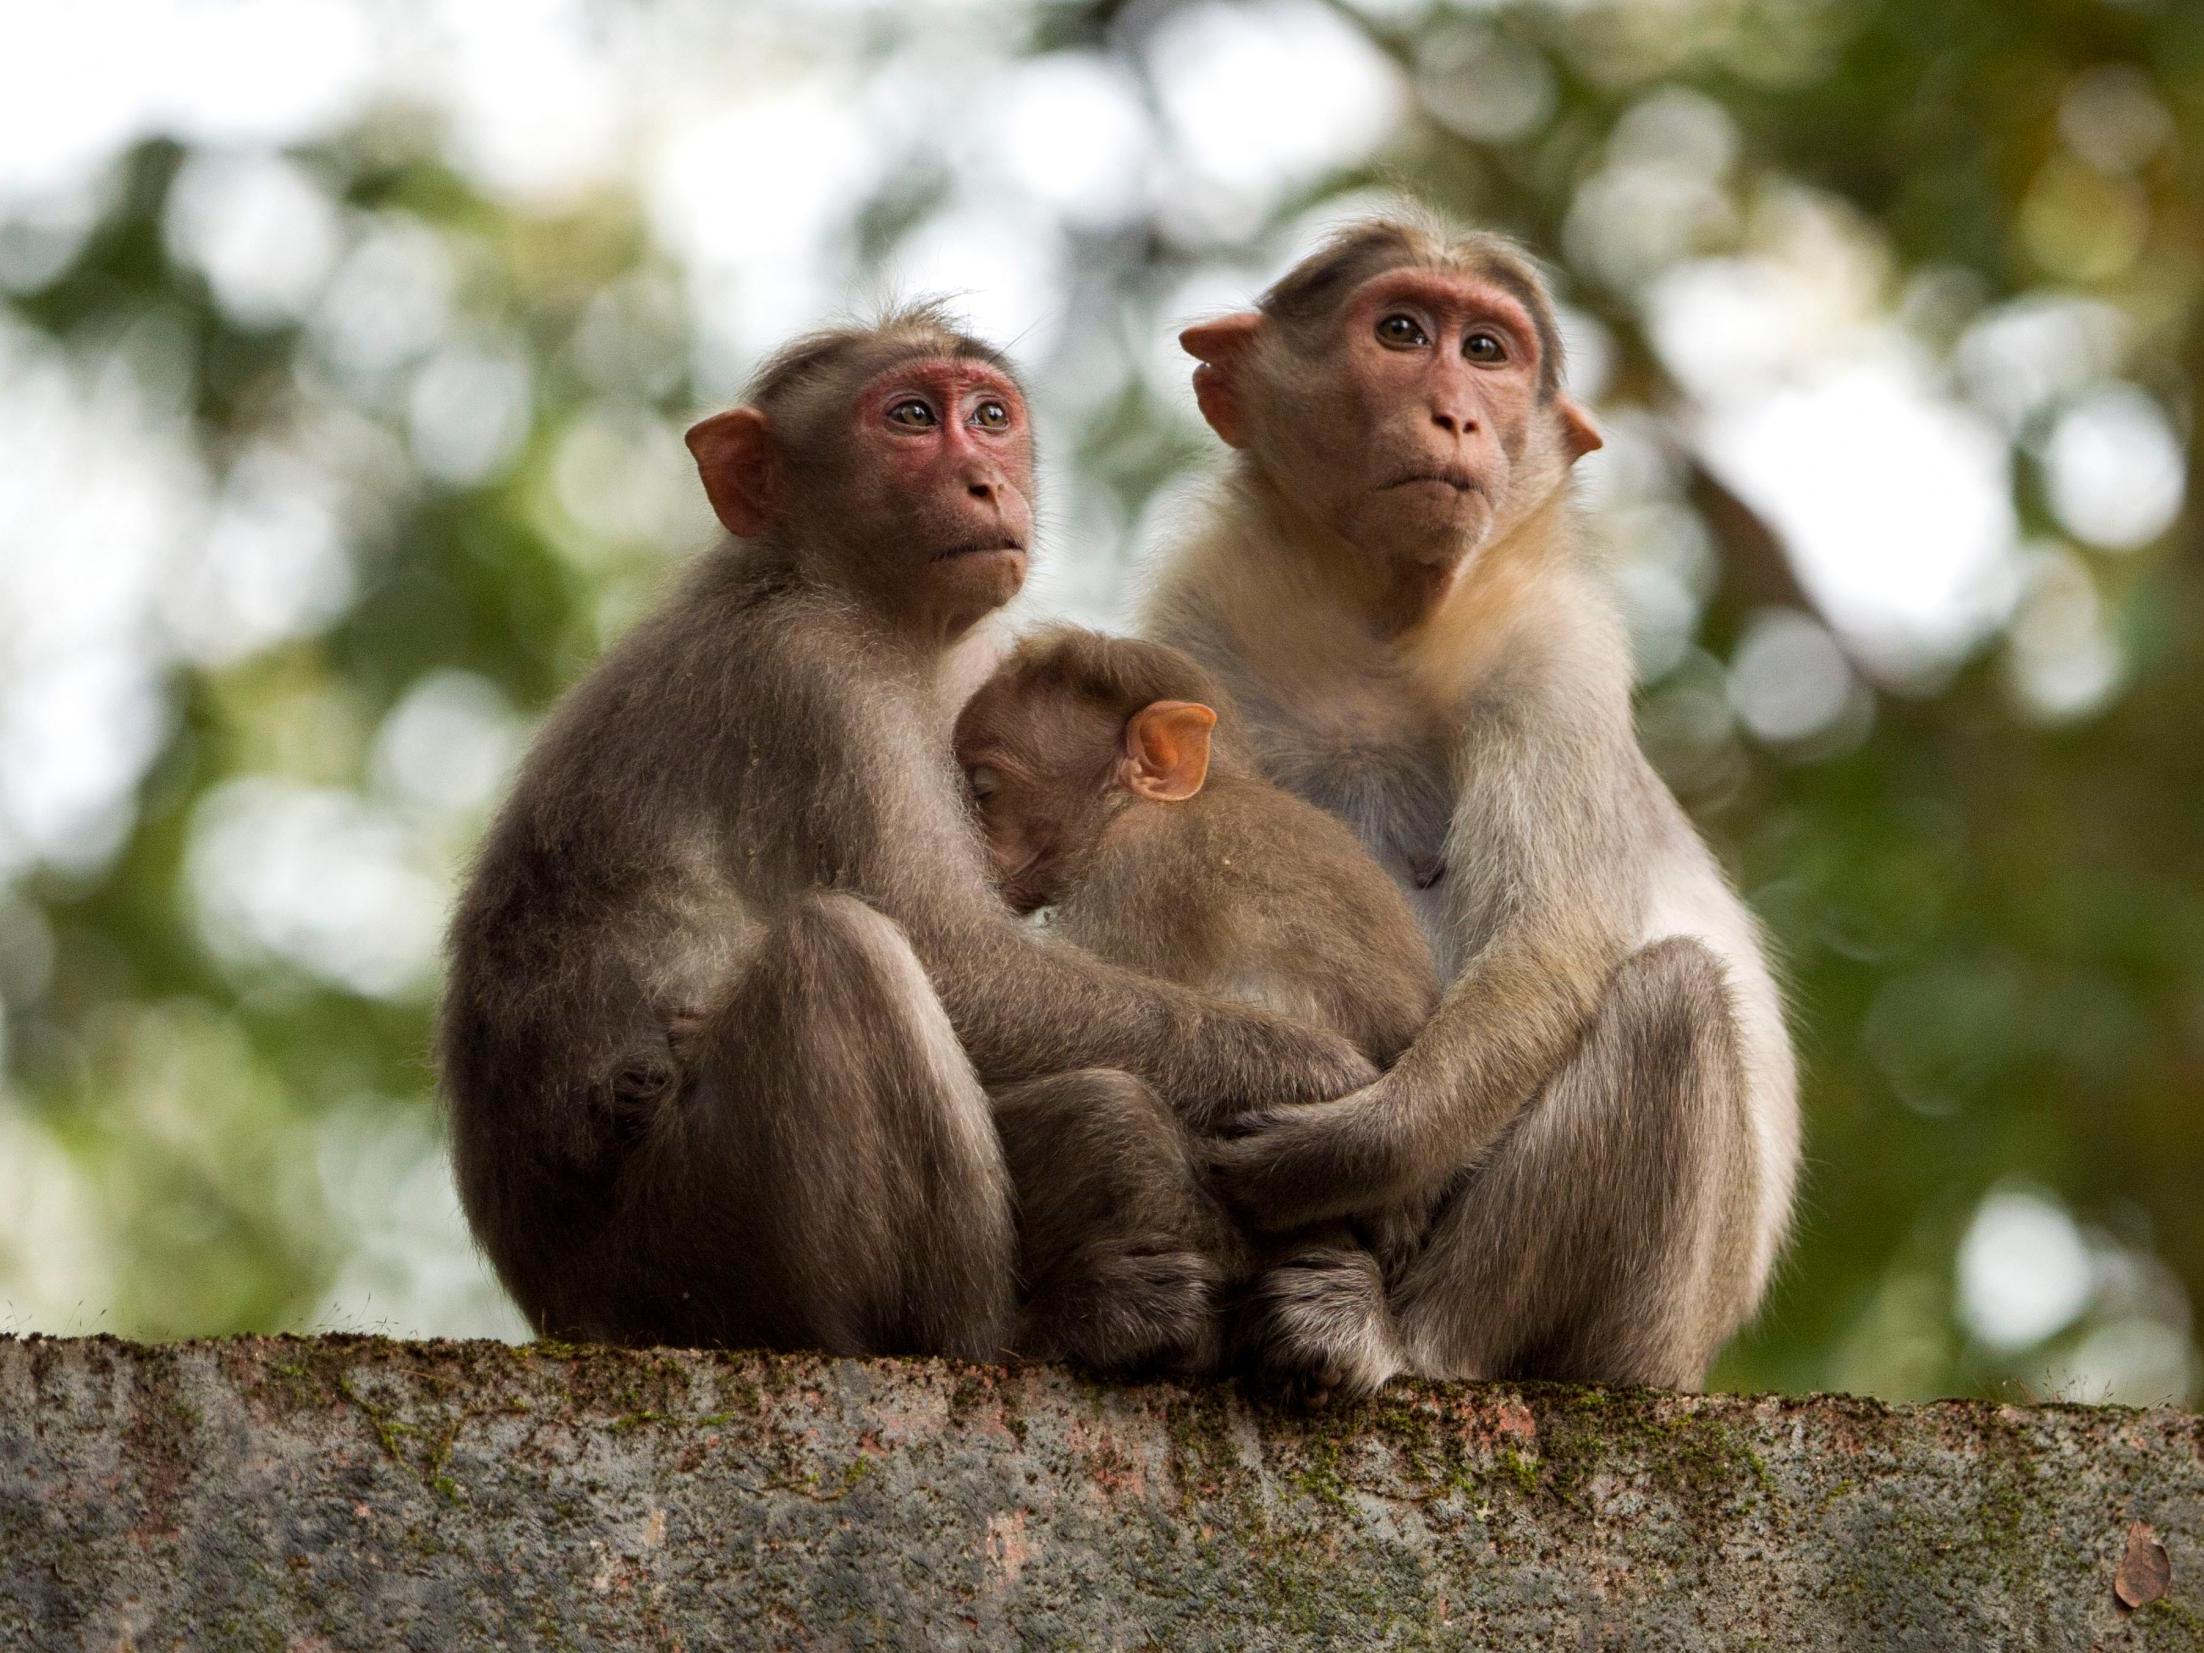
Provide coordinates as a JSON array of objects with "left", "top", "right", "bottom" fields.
[
  {"left": 1205, "top": 1078, "right": 1419, "bottom": 1231},
  {"left": 1185, "top": 1014, "right": 1377, "bottom": 1132}
]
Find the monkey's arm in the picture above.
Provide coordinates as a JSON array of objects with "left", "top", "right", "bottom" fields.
[{"left": 1208, "top": 667, "right": 1641, "bottom": 1226}]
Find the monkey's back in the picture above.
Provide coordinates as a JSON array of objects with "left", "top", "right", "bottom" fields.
[
  {"left": 437, "top": 548, "right": 860, "bottom": 1329},
  {"left": 1052, "top": 773, "right": 1439, "bottom": 1067}
]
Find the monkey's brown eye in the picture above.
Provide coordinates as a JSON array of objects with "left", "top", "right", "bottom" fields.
[
  {"left": 1464, "top": 331, "right": 1507, "bottom": 364},
  {"left": 1376, "top": 314, "right": 1427, "bottom": 349},
  {"left": 888, "top": 399, "right": 937, "bottom": 429},
  {"left": 967, "top": 765, "right": 1001, "bottom": 803},
  {"left": 972, "top": 400, "right": 1011, "bottom": 431}
]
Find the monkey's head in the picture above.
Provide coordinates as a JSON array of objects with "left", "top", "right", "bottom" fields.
[
  {"left": 954, "top": 627, "right": 1224, "bottom": 915},
  {"left": 685, "top": 304, "right": 1034, "bottom": 637},
  {"left": 1182, "top": 214, "right": 1601, "bottom": 610}
]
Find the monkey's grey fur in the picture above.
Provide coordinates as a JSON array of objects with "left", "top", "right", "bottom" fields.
[
  {"left": 1146, "top": 218, "right": 1799, "bottom": 1389},
  {"left": 439, "top": 307, "right": 1374, "bottom": 1367}
]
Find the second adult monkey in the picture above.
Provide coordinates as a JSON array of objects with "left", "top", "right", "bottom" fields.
[
  {"left": 954, "top": 626, "right": 1441, "bottom": 1396},
  {"left": 1144, "top": 214, "right": 1800, "bottom": 1390},
  {"left": 440, "top": 306, "right": 1375, "bottom": 1370}
]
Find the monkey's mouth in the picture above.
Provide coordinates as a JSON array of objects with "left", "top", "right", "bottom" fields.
[
  {"left": 1385, "top": 470, "right": 1482, "bottom": 494},
  {"left": 932, "top": 540, "right": 1027, "bottom": 563}
]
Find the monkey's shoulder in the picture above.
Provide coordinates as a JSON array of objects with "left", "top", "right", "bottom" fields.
[
  {"left": 456, "top": 574, "right": 930, "bottom": 944},
  {"left": 544, "top": 580, "right": 921, "bottom": 774}
]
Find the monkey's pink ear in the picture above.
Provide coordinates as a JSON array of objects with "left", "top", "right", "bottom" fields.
[
  {"left": 1180, "top": 314, "right": 1263, "bottom": 450},
  {"left": 1121, "top": 700, "right": 1218, "bottom": 803},
  {"left": 1559, "top": 399, "right": 1603, "bottom": 463},
  {"left": 685, "top": 407, "right": 777, "bottom": 537}
]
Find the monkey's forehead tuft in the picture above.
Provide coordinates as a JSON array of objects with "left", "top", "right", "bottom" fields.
[
  {"left": 1341, "top": 267, "right": 1542, "bottom": 342},
  {"left": 745, "top": 314, "right": 1022, "bottom": 409},
  {"left": 849, "top": 353, "right": 1025, "bottom": 405}
]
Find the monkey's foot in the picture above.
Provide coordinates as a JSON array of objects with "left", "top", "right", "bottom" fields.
[
  {"left": 1241, "top": 1245, "right": 1405, "bottom": 1406},
  {"left": 1017, "top": 1247, "right": 1224, "bottom": 1378}
]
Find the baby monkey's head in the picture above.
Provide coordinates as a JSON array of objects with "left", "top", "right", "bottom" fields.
[{"left": 953, "top": 627, "right": 1225, "bottom": 915}]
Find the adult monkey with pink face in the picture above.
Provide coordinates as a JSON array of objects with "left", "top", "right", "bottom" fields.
[
  {"left": 1144, "top": 217, "right": 1799, "bottom": 1391},
  {"left": 441, "top": 305, "right": 1373, "bottom": 1365}
]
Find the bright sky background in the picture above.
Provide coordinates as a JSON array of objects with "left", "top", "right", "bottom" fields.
[{"left": 0, "top": 0, "right": 2189, "bottom": 1398}]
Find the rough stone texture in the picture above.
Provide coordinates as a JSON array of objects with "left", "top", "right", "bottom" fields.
[{"left": 0, "top": 1336, "right": 2197, "bottom": 1650}]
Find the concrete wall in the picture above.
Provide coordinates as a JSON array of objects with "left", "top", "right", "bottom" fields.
[{"left": 1, "top": 1335, "right": 2197, "bottom": 1650}]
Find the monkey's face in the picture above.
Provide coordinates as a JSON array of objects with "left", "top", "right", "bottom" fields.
[
  {"left": 1187, "top": 263, "right": 1599, "bottom": 611},
  {"left": 953, "top": 675, "right": 1121, "bottom": 915},
  {"left": 1284, "top": 268, "right": 1561, "bottom": 571},
  {"left": 816, "top": 357, "right": 1036, "bottom": 632}
]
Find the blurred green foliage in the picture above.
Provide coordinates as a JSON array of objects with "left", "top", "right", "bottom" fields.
[{"left": 0, "top": 0, "right": 2198, "bottom": 1402}]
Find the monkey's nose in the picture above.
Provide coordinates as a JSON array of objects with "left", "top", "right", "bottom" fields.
[
  {"left": 1431, "top": 408, "right": 1478, "bottom": 437},
  {"left": 968, "top": 479, "right": 997, "bottom": 503}
]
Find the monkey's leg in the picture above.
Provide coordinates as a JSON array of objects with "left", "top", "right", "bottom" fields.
[
  {"left": 1237, "top": 1222, "right": 1408, "bottom": 1404},
  {"left": 625, "top": 891, "right": 1017, "bottom": 1361},
  {"left": 1391, "top": 937, "right": 1757, "bottom": 1391},
  {"left": 994, "top": 1069, "right": 1245, "bottom": 1376}
]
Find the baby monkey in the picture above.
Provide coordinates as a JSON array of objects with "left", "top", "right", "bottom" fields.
[{"left": 955, "top": 626, "right": 1440, "bottom": 1397}]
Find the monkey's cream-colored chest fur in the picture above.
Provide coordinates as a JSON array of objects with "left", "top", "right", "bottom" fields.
[
  {"left": 1232, "top": 661, "right": 1459, "bottom": 950},
  {"left": 1196, "top": 615, "right": 1800, "bottom": 1302}
]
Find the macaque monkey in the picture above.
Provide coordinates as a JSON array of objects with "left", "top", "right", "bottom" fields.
[
  {"left": 440, "top": 305, "right": 1376, "bottom": 1368},
  {"left": 1143, "top": 214, "right": 1801, "bottom": 1389},
  {"left": 954, "top": 626, "right": 1441, "bottom": 1395}
]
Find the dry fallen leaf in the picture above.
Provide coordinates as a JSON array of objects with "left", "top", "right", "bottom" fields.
[{"left": 2115, "top": 1520, "right": 2171, "bottom": 1610}]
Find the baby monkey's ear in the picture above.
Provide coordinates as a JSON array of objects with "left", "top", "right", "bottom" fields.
[{"left": 1121, "top": 700, "right": 1218, "bottom": 802}]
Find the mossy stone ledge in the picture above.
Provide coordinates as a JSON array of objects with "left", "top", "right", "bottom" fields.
[{"left": 1, "top": 1335, "right": 2197, "bottom": 1649}]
